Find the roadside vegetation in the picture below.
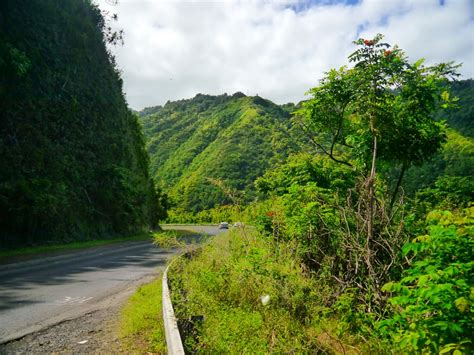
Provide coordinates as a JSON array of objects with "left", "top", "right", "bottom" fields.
[
  {"left": 169, "top": 207, "right": 472, "bottom": 353},
  {"left": 118, "top": 227, "right": 206, "bottom": 354},
  {"left": 153, "top": 228, "right": 208, "bottom": 248},
  {"left": 164, "top": 35, "right": 473, "bottom": 353},
  {"left": 119, "top": 277, "right": 167, "bottom": 354},
  {"left": 169, "top": 228, "right": 367, "bottom": 353}
]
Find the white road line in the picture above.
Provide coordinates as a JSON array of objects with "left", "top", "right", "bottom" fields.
[{"left": 54, "top": 296, "right": 94, "bottom": 305}]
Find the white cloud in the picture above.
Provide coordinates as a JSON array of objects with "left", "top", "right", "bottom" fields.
[{"left": 98, "top": 0, "right": 474, "bottom": 110}]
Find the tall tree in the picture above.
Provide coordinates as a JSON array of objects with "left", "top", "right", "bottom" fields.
[
  {"left": 295, "top": 33, "right": 459, "bottom": 229},
  {"left": 293, "top": 35, "right": 459, "bottom": 299}
]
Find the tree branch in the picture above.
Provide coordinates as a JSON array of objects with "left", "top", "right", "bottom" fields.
[{"left": 297, "top": 119, "right": 353, "bottom": 167}]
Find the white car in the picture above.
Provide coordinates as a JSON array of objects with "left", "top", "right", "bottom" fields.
[{"left": 218, "top": 222, "right": 229, "bottom": 229}]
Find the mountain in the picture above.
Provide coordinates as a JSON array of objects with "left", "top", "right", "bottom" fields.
[
  {"left": 0, "top": 0, "right": 164, "bottom": 247},
  {"left": 443, "top": 79, "right": 473, "bottom": 138},
  {"left": 140, "top": 93, "right": 299, "bottom": 213},
  {"left": 398, "top": 79, "right": 473, "bottom": 194},
  {"left": 141, "top": 80, "right": 472, "bottom": 216}
]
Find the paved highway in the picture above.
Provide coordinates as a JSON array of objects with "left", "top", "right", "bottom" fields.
[{"left": 0, "top": 225, "right": 223, "bottom": 344}]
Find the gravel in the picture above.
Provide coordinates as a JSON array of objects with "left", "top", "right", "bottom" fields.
[
  {"left": 0, "top": 303, "right": 126, "bottom": 354},
  {"left": 0, "top": 302, "right": 126, "bottom": 354},
  {"left": 0, "top": 278, "right": 144, "bottom": 355}
]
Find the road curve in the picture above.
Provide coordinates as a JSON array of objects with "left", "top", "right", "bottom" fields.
[{"left": 0, "top": 225, "right": 223, "bottom": 344}]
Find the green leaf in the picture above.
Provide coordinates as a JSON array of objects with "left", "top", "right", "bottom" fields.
[
  {"left": 382, "top": 282, "right": 395, "bottom": 292},
  {"left": 440, "top": 344, "right": 457, "bottom": 353},
  {"left": 441, "top": 90, "right": 450, "bottom": 102}
]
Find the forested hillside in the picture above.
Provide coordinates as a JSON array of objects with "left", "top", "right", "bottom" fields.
[
  {"left": 443, "top": 79, "right": 473, "bottom": 137},
  {"left": 0, "top": 0, "right": 165, "bottom": 247},
  {"left": 141, "top": 80, "right": 472, "bottom": 222},
  {"left": 401, "top": 80, "right": 473, "bottom": 196},
  {"left": 140, "top": 94, "right": 299, "bottom": 213}
]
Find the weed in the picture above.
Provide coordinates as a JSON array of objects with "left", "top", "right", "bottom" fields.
[{"left": 119, "top": 277, "right": 167, "bottom": 354}]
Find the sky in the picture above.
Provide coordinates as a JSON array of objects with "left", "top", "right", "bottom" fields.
[{"left": 97, "top": 0, "right": 474, "bottom": 110}]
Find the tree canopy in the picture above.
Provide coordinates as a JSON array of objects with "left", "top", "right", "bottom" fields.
[{"left": 295, "top": 34, "right": 459, "bottom": 208}]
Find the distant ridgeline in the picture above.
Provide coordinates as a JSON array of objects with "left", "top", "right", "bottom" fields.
[
  {"left": 141, "top": 80, "right": 472, "bottom": 219},
  {"left": 0, "top": 0, "right": 165, "bottom": 247},
  {"left": 443, "top": 79, "right": 473, "bottom": 138},
  {"left": 139, "top": 93, "right": 300, "bottom": 213}
]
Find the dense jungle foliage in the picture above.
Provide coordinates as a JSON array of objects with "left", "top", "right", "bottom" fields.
[
  {"left": 0, "top": 0, "right": 165, "bottom": 248},
  {"left": 166, "top": 36, "right": 473, "bottom": 353}
]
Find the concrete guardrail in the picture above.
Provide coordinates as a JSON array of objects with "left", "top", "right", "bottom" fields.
[{"left": 162, "top": 262, "right": 185, "bottom": 355}]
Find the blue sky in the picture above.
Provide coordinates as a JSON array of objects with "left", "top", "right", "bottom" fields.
[{"left": 98, "top": 0, "right": 474, "bottom": 110}]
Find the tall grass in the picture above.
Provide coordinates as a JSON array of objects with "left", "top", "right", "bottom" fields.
[{"left": 168, "top": 228, "right": 366, "bottom": 353}]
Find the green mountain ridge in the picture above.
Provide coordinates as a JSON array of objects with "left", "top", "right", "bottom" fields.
[
  {"left": 140, "top": 93, "right": 299, "bottom": 212},
  {"left": 442, "top": 79, "right": 473, "bottom": 137},
  {"left": 141, "top": 80, "right": 472, "bottom": 216},
  {"left": 401, "top": 79, "right": 474, "bottom": 193}
]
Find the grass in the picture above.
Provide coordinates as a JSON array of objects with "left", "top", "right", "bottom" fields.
[
  {"left": 119, "top": 277, "right": 167, "bottom": 354},
  {"left": 153, "top": 228, "right": 211, "bottom": 249},
  {"left": 116, "top": 227, "right": 372, "bottom": 353},
  {"left": 117, "top": 227, "right": 207, "bottom": 354},
  {"left": 167, "top": 228, "right": 363, "bottom": 353},
  {"left": 0, "top": 232, "right": 153, "bottom": 263}
]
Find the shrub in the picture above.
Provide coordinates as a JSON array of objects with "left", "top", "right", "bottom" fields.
[{"left": 379, "top": 207, "right": 474, "bottom": 353}]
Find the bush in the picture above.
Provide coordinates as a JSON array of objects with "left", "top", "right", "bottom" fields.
[{"left": 379, "top": 207, "right": 474, "bottom": 353}]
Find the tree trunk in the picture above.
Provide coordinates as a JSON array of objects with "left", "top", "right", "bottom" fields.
[
  {"left": 389, "top": 161, "right": 407, "bottom": 211},
  {"left": 364, "top": 133, "right": 378, "bottom": 284},
  {"left": 367, "top": 134, "right": 377, "bottom": 242}
]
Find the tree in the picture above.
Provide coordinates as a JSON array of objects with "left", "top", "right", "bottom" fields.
[
  {"left": 295, "top": 34, "right": 459, "bottom": 232},
  {"left": 293, "top": 35, "right": 460, "bottom": 305}
]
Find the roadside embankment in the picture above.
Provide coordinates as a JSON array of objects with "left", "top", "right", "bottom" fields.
[{"left": 166, "top": 227, "right": 364, "bottom": 353}]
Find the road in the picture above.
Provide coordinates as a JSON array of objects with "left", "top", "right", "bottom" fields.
[{"left": 0, "top": 225, "right": 223, "bottom": 344}]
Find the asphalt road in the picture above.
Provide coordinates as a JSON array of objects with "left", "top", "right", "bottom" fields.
[{"left": 0, "top": 225, "right": 223, "bottom": 344}]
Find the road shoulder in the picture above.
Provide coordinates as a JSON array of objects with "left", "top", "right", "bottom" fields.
[{"left": 0, "top": 274, "right": 158, "bottom": 354}]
